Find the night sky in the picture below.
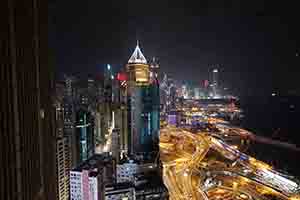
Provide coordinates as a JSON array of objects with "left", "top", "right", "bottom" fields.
[{"left": 49, "top": 1, "right": 300, "bottom": 96}]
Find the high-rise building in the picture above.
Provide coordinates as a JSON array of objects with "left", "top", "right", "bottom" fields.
[
  {"left": 1, "top": 0, "right": 57, "bottom": 199},
  {"left": 54, "top": 83, "right": 71, "bottom": 200},
  {"left": 126, "top": 43, "right": 160, "bottom": 157},
  {"left": 149, "top": 57, "right": 160, "bottom": 79},
  {"left": 61, "top": 75, "right": 78, "bottom": 170},
  {"left": 96, "top": 102, "right": 111, "bottom": 153},
  {"left": 56, "top": 137, "right": 70, "bottom": 200},
  {"left": 94, "top": 108, "right": 103, "bottom": 151},
  {"left": 209, "top": 67, "right": 219, "bottom": 98},
  {"left": 95, "top": 64, "right": 115, "bottom": 154},
  {"left": 194, "top": 87, "right": 201, "bottom": 99},
  {"left": 126, "top": 42, "right": 150, "bottom": 86},
  {"left": 148, "top": 80, "right": 160, "bottom": 153},
  {"left": 104, "top": 64, "right": 113, "bottom": 103},
  {"left": 111, "top": 128, "right": 120, "bottom": 162},
  {"left": 114, "top": 104, "right": 128, "bottom": 156},
  {"left": 70, "top": 162, "right": 101, "bottom": 200},
  {"left": 64, "top": 75, "right": 77, "bottom": 98},
  {"left": 160, "top": 74, "right": 176, "bottom": 113},
  {"left": 70, "top": 154, "right": 115, "bottom": 200},
  {"left": 70, "top": 170, "right": 99, "bottom": 200},
  {"left": 103, "top": 72, "right": 130, "bottom": 158},
  {"left": 75, "top": 109, "right": 95, "bottom": 164},
  {"left": 182, "top": 84, "right": 189, "bottom": 99},
  {"left": 212, "top": 68, "right": 218, "bottom": 87}
]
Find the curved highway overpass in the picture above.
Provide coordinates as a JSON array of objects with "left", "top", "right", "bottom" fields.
[{"left": 160, "top": 126, "right": 300, "bottom": 200}]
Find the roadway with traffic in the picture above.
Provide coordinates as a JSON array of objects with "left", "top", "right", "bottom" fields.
[{"left": 160, "top": 125, "right": 300, "bottom": 200}]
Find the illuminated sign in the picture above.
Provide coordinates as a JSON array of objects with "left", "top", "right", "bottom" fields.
[{"left": 117, "top": 73, "right": 127, "bottom": 81}]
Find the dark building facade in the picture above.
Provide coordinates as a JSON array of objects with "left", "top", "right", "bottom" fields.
[
  {"left": 75, "top": 109, "right": 95, "bottom": 164},
  {"left": 130, "top": 85, "right": 160, "bottom": 154},
  {"left": 1, "top": 0, "right": 57, "bottom": 200}
]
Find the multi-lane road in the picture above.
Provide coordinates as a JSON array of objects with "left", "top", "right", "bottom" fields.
[{"left": 160, "top": 126, "right": 300, "bottom": 200}]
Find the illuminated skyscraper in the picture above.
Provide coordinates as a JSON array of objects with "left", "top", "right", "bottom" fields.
[
  {"left": 113, "top": 72, "right": 129, "bottom": 156},
  {"left": 212, "top": 68, "right": 218, "bottom": 87},
  {"left": 149, "top": 57, "right": 160, "bottom": 79},
  {"left": 126, "top": 42, "right": 160, "bottom": 156},
  {"left": 55, "top": 103, "right": 70, "bottom": 200},
  {"left": 53, "top": 83, "right": 72, "bottom": 200},
  {"left": 126, "top": 41, "right": 150, "bottom": 86},
  {"left": 210, "top": 66, "right": 219, "bottom": 98}
]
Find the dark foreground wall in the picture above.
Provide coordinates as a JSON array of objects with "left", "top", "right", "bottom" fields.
[{"left": 0, "top": 1, "right": 57, "bottom": 199}]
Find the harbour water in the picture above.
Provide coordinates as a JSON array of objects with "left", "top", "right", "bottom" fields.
[{"left": 239, "top": 95, "right": 300, "bottom": 177}]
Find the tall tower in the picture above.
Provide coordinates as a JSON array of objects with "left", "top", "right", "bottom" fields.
[
  {"left": 209, "top": 66, "right": 219, "bottom": 98},
  {"left": 75, "top": 109, "right": 95, "bottom": 164},
  {"left": 149, "top": 57, "right": 160, "bottom": 79},
  {"left": 212, "top": 68, "right": 218, "bottom": 87},
  {"left": 1, "top": 0, "right": 57, "bottom": 199},
  {"left": 126, "top": 42, "right": 159, "bottom": 157},
  {"left": 126, "top": 41, "right": 150, "bottom": 86},
  {"left": 54, "top": 97, "right": 70, "bottom": 200}
]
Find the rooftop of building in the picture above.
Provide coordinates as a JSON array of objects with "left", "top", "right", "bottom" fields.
[
  {"left": 72, "top": 153, "right": 113, "bottom": 172},
  {"left": 128, "top": 41, "right": 147, "bottom": 64},
  {"left": 105, "top": 171, "right": 167, "bottom": 192},
  {"left": 134, "top": 170, "right": 167, "bottom": 191}
]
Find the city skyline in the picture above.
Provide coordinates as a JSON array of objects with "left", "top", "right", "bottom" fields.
[
  {"left": 2, "top": 1, "right": 300, "bottom": 200},
  {"left": 50, "top": 1, "right": 300, "bottom": 96}
]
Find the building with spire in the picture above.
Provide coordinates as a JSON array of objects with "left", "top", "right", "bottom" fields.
[
  {"left": 125, "top": 42, "right": 160, "bottom": 158},
  {"left": 126, "top": 41, "right": 150, "bottom": 86}
]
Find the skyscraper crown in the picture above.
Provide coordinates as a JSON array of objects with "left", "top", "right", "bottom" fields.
[{"left": 128, "top": 41, "right": 147, "bottom": 64}]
